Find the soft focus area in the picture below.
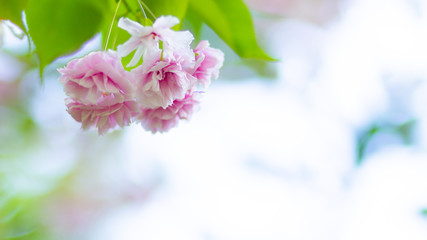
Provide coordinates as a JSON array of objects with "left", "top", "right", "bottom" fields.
[{"left": 2, "top": 0, "right": 427, "bottom": 239}]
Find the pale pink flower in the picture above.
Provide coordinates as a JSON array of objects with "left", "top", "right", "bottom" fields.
[
  {"left": 117, "top": 16, "right": 194, "bottom": 67},
  {"left": 192, "top": 41, "right": 224, "bottom": 88},
  {"left": 58, "top": 50, "right": 137, "bottom": 134},
  {"left": 66, "top": 97, "right": 138, "bottom": 135},
  {"left": 132, "top": 49, "right": 197, "bottom": 109},
  {"left": 58, "top": 50, "right": 134, "bottom": 105},
  {"left": 137, "top": 92, "right": 201, "bottom": 133}
]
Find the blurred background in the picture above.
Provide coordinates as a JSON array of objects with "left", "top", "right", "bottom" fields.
[{"left": 2, "top": 0, "right": 427, "bottom": 239}]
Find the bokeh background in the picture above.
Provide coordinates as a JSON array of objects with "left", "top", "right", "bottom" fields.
[{"left": 2, "top": 0, "right": 427, "bottom": 239}]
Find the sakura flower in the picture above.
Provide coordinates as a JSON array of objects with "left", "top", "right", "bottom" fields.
[
  {"left": 117, "top": 16, "right": 194, "bottom": 67},
  {"left": 137, "top": 92, "right": 201, "bottom": 133},
  {"left": 66, "top": 97, "right": 138, "bottom": 135},
  {"left": 58, "top": 50, "right": 134, "bottom": 105},
  {"left": 58, "top": 50, "right": 137, "bottom": 134},
  {"left": 132, "top": 49, "right": 197, "bottom": 109},
  {"left": 192, "top": 40, "right": 224, "bottom": 88}
]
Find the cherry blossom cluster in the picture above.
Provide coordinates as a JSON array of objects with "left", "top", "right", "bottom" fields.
[{"left": 58, "top": 16, "right": 224, "bottom": 134}]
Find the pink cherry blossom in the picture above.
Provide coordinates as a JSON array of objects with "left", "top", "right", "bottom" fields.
[
  {"left": 58, "top": 50, "right": 134, "bottom": 105},
  {"left": 57, "top": 15, "right": 225, "bottom": 135},
  {"left": 132, "top": 49, "right": 197, "bottom": 109},
  {"left": 58, "top": 50, "right": 137, "bottom": 134},
  {"left": 117, "top": 16, "right": 194, "bottom": 67},
  {"left": 193, "top": 40, "right": 224, "bottom": 88},
  {"left": 137, "top": 92, "right": 201, "bottom": 133},
  {"left": 66, "top": 97, "right": 138, "bottom": 135}
]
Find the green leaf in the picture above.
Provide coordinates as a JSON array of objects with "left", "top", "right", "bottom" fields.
[
  {"left": 143, "top": 0, "right": 190, "bottom": 24},
  {"left": 0, "top": 0, "right": 28, "bottom": 31},
  {"left": 26, "top": 0, "right": 109, "bottom": 76},
  {"left": 182, "top": 12, "right": 203, "bottom": 41},
  {"left": 187, "top": 0, "right": 274, "bottom": 60}
]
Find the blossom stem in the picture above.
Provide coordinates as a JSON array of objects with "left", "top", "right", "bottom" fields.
[
  {"left": 137, "top": 0, "right": 147, "bottom": 19},
  {"left": 137, "top": 0, "right": 157, "bottom": 19},
  {"left": 111, "top": 31, "right": 119, "bottom": 50},
  {"left": 105, "top": 0, "right": 122, "bottom": 51}
]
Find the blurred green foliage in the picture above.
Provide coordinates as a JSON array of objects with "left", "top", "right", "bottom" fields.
[
  {"left": 0, "top": 193, "right": 50, "bottom": 240},
  {"left": 356, "top": 119, "right": 417, "bottom": 165}
]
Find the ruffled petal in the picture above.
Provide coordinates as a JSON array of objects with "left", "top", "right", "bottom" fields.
[
  {"left": 163, "top": 30, "right": 195, "bottom": 61},
  {"left": 136, "top": 93, "right": 200, "bottom": 133}
]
